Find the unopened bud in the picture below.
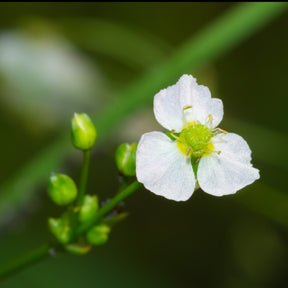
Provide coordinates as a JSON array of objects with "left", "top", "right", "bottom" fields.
[
  {"left": 48, "top": 217, "right": 72, "bottom": 244},
  {"left": 48, "top": 174, "right": 77, "bottom": 206},
  {"left": 71, "top": 113, "right": 97, "bottom": 150},
  {"left": 86, "top": 224, "right": 111, "bottom": 245},
  {"left": 78, "top": 195, "right": 99, "bottom": 223},
  {"left": 115, "top": 143, "right": 137, "bottom": 176}
]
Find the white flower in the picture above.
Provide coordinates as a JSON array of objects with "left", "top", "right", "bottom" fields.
[{"left": 136, "top": 75, "right": 260, "bottom": 201}]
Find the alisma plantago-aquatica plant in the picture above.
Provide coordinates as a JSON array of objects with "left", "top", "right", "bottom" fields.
[{"left": 0, "top": 75, "right": 260, "bottom": 281}]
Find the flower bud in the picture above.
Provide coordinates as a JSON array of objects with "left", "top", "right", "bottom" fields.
[
  {"left": 65, "top": 243, "right": 92, "bottom": 255},
  {"left": 48, "top": 217, "right": 72, "bottom": 244},
  {"left": 71, "top": 113, "right": 97, "bottom": 150},
  {"left": 48, "top": 174, "right": 77, "bottom": 206},
  {"left": 86, "top": 224, "right": 111, "bottom": 245},
  {"left": 78, "top": 195, "right": 99, "bottom": 223},
  {"left": 115, "top": 143, "right": 137, "bottom": 176}
]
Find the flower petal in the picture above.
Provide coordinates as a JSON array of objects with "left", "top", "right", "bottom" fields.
[
  {"left": 136, "top": 131, "right": 195, "bottom": 201},
  {"left": 153, "top": 81, "right": 184, "bottom": 132},
  {"left": 211, "top": 133, "right": 254, "bottom": 164},
  {"left": 181, "top": 78, "right": 223, "bottom": 128},
  {"left": 153, "top": 75, "right": 223, "bottom": 132},
  {"left": 197, "top": 133, "right": 260, "bottom": 196}
]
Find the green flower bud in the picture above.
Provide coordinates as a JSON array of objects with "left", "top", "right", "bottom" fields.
[
  {"left": 48, "top": 174, "right": 77, "bottom": 206},
  {"left": 78, "top": 195, "right": 99, "bottom": 223},
  {"left": 86, "top": 224, "right": 111, "bottom": 246},
  {"left": 48, "top": 217, "right": 72, "bottom": 244},
  {"left": 65, "top": 243, "right": 92, "bottom": 255},
  {"left": 71, "top": 113, "right": 97, "bottom": 150},
  {"left": 115, "top": 143, "right": 137, "bottom": 176}
]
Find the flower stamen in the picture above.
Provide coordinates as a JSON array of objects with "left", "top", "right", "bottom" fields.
[
  {"left": 170, "top": 129, "right": 181, "bottom": 141},
  {"left": 212, "top": 127, "right": 228, "bottom": 134},
  {"left": 186, "top": 147, "right": 192, "bottom": 156},
  {"left": 176, "top": 121, "right": 214, "bottom": 158},
  {"left": 208, "top": 114, "right": 213, "bottom": 124},
  {"left": 182, "top": 106, "right": 193, "bottom": 126}
]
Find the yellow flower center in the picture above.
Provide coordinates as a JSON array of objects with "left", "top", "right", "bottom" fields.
[{"left": 176, "top": 121, "right": 214, "bottom": 158}]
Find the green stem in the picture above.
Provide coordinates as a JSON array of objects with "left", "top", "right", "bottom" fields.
[
  {"left": 0, "top": 243, "right": 51, "bottom": 281},
  {"left": 76, "top": 149, "right": 91, "bottom": 206},
  {"left": 0, "top": 181, "right": 142, "bottom": 281},
  {"left": 77, "top": 181, "right": 142, "bottom": 235}
]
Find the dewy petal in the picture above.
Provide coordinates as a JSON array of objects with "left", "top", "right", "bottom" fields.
[
  {"left": 197, "top": 133, "right": 260, "bottom": 196},
  {"left": 136, "top": 131, "right": 195, "bottom": 201},
  {"left": 153, "top": 75, "right": 223, "bottom": 132}
]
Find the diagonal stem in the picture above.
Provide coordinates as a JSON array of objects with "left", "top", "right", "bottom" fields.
[{"left": 77, "top": 181, "right": 142, "bottom": 235}]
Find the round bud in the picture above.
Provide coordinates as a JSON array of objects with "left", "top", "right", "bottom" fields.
[
  {"left": 48, "top": 174, "right": 77, "bottom": 206},
  {"left": 86, "top": 224, "right": 111, "bottom": 246},
  {"left": 48, "top": 217, "right": 72, "bottom": 244},
  {"left": 78, "top": 195, "right": 99, "bottom": 223},
  {"left": 115, "top": 143, "right": 137, "bottom": 176},
  {"left": 71, "top": 113, "right": 97, "bottom": 150}
]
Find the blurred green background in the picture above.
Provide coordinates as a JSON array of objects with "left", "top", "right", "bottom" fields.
[{"left": 0, "top": 3, "right": 288, "bottom": 288}]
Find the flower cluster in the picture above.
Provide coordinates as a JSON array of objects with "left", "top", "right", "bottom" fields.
[{"left": 136, "top": 75, "right": 260, "bottom": 201}]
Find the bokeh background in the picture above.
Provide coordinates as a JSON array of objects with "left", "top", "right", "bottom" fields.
[{"left": 0, "top": 3, "right": 288, "bottom": 288}]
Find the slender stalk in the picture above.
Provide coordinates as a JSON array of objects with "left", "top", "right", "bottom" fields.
[
  {"left": 0, "top": 243, "right": 51, "bottom": 281},
  {"left": 0, "top": 181, "right": 142, "bottom": 281},
  {"left": 76, "top": 149, "right": 91, "bottom": 206},
  {"left": 77, "top": 181, "right": 142, "bottom": 235}
]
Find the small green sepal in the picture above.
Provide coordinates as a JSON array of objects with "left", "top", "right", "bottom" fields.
[
  {"left": 104, "top": 212, "right": 129, "bottom": 227},
  {"left": 65, "top": 243, "right": 92, "bottom": 255}
]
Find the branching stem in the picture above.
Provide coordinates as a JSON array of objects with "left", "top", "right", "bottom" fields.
[{"left": 0, "top": 181, "right": 142, "bottom": 282}]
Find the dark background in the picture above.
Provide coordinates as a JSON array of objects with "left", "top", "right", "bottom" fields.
[{"left": 0, "top": 3, "right": 287, "bottom": 288}]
